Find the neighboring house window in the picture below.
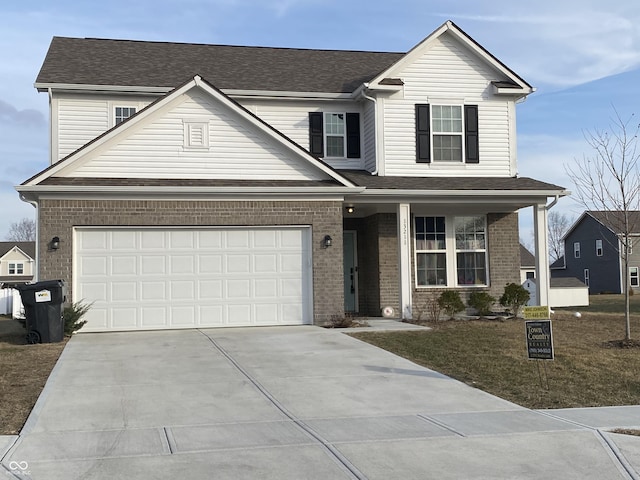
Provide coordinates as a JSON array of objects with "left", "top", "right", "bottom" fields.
[
  {"left": 308, "top": 112, "right": 360, "bottom": 158},
  {"left": 526, "top": 271, "right": 535, "bottom": 279},
  {"left": 115, "top": 106, "right": 137, "bottom": 125},
  {"left": 415, "top": 104, "right": 479, "bottom": 164},
  {"left": 574, "top": 242, "right": 581, "bottom": 258},
  {"left": 596, "top": 239, "right": 603, "bottom": 256},
  {"left": 8, "top": 262, "right": 24, "bottom": 275},
  {"left": 415, "top": 215, "right": 487, "bottom": 287},
  {"left": 628, "top": 241, "right": 633, "bottom": 255},
  {"left": 630, "top": 267, "right": 639, "bottom": 288},
  {"left": 584, "top": 268, "right": 589, "bottom": 287}
]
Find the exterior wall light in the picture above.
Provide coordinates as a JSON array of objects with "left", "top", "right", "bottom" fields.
[
  {"left": 50, "top": 236, "right": 60, "bottom": 250},
  {"left": 346, "top": 206, "right": 355, "bottom": 214},
  {"left": 323, "top": 235, "right": 333, "bottom": 248}
]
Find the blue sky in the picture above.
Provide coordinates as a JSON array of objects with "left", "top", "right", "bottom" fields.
[{"left": 1, "top": 0, "right": 640, "bottom": 242}]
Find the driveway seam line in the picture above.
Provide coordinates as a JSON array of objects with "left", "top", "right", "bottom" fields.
[
  {"left": 198, "top": 329, "right": 368, "bottom": 480},
  {"left": 162, "top": 427, "right": 176, "bottom": 454},
  {"left": 416, "top": 414, "right": 466, "bottom": 437},
  {"left": 595, "top": 429, "right": 639, "bottom": 480}
]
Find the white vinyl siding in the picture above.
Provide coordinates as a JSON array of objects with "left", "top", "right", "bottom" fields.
[
  {"left": 381, "top": 32, "right": 513, "bottom": 177},
  {"left": 54, "top": 94, "right": 154, "bottom": 161},
  {"left": 61, "top": 91, "right": 329, "bottom": 180},
  {"left": 237, "top": 98, "right": 365, "bottom": 170}
]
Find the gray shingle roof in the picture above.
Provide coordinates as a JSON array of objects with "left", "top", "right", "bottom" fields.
[
  {"left": 550, "top": 277, "right": 586, "bottom": 288},
  {"left": 36, "top": 37, "right": 404, "bottom": 93},
  {"left": 0, "top": 242, "right": 35, "bottom": 260},
  {"left": 520, "top": 244, "right": 535, "bottom": 267},
  {"left": 340, "top": 170, "right": 566, "bottom": 191},
  {"left": 587, "top": 211, "right": 640, "bottom": 235}
]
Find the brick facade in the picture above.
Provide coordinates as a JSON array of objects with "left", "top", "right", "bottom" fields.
[{"left": 38, "top": 198, "right": 344, "bottom": 325}]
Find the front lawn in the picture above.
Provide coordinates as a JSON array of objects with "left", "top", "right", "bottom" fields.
[
  {"left": 0, "top": 315, "right": 67, "bottom": 435},
  {"left": 351, "top": 311, "right": 640, "bottom": 409}
]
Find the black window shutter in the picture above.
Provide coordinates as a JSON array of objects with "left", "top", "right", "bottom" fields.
[
  {"left": 346, "top": 113, "right": 360, "bottom": 158},
  {"left": 309, "top": 112, "right": 324, "bottom": 156},
  {"left": 415, "top": 104, "right": 430, "bottom": 163},
  {"left": 464, "top": 105, "right": 479, "bottom": 163}
]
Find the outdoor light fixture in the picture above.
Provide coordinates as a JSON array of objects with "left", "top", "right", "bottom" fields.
[
  {"left": 50, "top": 236, "right": 60, "bottom": 250},
  {"left": 323, "top": 235, "right": 333, "bottom": 248},
  {"left": 346, "top": 206, "right": 355, "bottom": 214}
]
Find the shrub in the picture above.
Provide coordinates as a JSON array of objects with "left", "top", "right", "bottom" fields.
[
  {"left": 499, "top": 283, "right": 530, "bottom": 318},
  {"left": 468, "top": 291, "right": 496, "bottom": 316},
  {"left": 63, "top": 301, "right": 92, "bottom": 336},
  {"left": 437, "top": 290, "right": 465, "bottom": 319}
]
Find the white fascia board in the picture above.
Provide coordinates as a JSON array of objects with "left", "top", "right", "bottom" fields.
[
  {"left": 224, "top": 90, "right": 353, "bottom": 100},
  {"left": 348, "top": 189, "right": 570, "bottom": 206},
  {"left": 35, "top": 82, "right": 172, "bottom": 94},
  {"left": 16, "top": 185, "right": 363, "bottom": 200}
]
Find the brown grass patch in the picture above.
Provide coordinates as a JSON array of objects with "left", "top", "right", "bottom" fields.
[
  {"left": 351, "top": 312, "right": 640, "bottom": 409},
  {"left": 0, "top": 316, "right": 67, "bottom": 435}
]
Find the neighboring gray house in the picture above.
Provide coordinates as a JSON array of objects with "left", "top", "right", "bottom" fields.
[
  {"left": 551, "top": 211, "right": 640, "bottom": 294},
  {"left": 17, "top": 21, "right": 567, "bottom": 332},
  {"left": 520, "top": 244, "right": 536, "bottom": 282}
]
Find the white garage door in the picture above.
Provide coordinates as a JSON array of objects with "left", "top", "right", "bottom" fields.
[{"left": 74, "top": 227, "right": 312, "bottom": 332}]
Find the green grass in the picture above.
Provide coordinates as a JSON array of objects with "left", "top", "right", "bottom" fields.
[{"left": 351, "top": 312, "right": 640, "bottom": 409}]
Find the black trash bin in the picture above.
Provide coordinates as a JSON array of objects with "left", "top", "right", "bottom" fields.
[{"left": 16, "top": 280, "right": 66, "bottom": 344}]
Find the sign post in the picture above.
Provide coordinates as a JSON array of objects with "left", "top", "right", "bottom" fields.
[{"left": 523, "top": 306, "right": 554, "bottom": 389}]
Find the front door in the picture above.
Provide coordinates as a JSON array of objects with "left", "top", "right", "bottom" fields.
[{"left": 343, "top": 230, "right": 358, "bottom": 312}]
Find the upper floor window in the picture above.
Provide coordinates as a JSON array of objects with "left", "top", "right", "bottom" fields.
[
  {"left": 584, "top": 268, "right": 589, "bottom": 287},
  {"left": 114, "top": 106, "right": 137, "bottom": 125},
  {"left": 630, "top": 267, "right": 639, "bottom": 288},
  {"left": 595, "top": 239, "right": 603, "bottom": 257},
  {"left": 308, "top": 112, "right": 360, "bottom": 159},
  {"left": 415, "top": 215, "right": 487, "bottom": 287},
  {"left": 415, "top": 103, "right": 479, "bottom": 164},
  {"left": 8, "top": 262, "right": 24, "bottom": 275},
  {"left": 574, "top": 242, "right": 581, "bottom": 258}
]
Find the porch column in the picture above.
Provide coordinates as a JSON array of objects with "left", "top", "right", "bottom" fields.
[
  {"left": 397, "top": 203, "right": 412, "bottom": 319},
  {"left": 533, "top": 203, "right": 550, "bottom": 307}
]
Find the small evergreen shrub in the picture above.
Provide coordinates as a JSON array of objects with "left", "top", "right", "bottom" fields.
[
  {"left": 468, "top": 291, "right": 496, "bottom": 316},
  {"left": 437, "top": 290, "right": 465, "bottom": 319},
  {"left": 499, "top": 283, "right": 530, "bottom": 318},
  {"left": 63, "top": 301, "right": 92, "bottom": 336}
]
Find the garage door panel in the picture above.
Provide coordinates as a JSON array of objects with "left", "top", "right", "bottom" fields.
[
  {"left": 141, "top": 256, "right": 166, "bottom": 275},
  {"left": 76, "top": 227, "right": 311, "bottom": 331}
]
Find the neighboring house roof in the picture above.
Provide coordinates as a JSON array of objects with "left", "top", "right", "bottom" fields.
[
  {"left": 563, "top": 210, "right": 640, "bottom": 240},
  {"left": 35, "top": 37, "right": 404, "bottom": 94},
  {"left": 0, "top": 242, "right": 35, "bottom": 260},
  {"left": 520, "top": 244, "right": 535, "bottom": 268},
  {"left": 550, "top": 255, "right": 565, "bottom": 269}
]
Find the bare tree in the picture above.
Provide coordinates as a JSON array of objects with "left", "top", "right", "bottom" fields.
[
  {"left": 548, "top": 211, "right": 572, "bottom": 263},
  {"left": 6, "top": 217, "right": 36, "bottom": 241},
  {"left": 565, "top": 109, "right": 640, "bottom": 341}
]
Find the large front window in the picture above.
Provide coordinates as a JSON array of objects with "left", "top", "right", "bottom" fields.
[{"left": 415, "top": 215, "right": 488, "bottom": 287}]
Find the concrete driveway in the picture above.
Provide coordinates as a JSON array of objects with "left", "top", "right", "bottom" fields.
[{"left": 2, "top": 326, "right": 640, "bottom": 479}]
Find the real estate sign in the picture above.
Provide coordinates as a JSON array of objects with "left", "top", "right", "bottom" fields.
[{"left": 525, "top": 320, "right": 554, "bottom": 360}]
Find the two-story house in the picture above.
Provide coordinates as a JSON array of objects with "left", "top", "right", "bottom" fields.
[
  {"left": 17, "top": 21, "right": 567, "bottom": 332},
  {"left": 0, "top": 242, "right": 35, "bottom": 285},
  {"left": 551, "top": 211, "right": 640, "bottom": 294}
]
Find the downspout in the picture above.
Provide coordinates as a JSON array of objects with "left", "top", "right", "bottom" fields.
[
  {"left": 19, "top": 194, "right": 39, "bottom": 282},
  {"left": 546, "top": 194, "right": 560, "bottom": 211},
  {"left": 360, "top": 83, "right": 379, "bottom": 175}
]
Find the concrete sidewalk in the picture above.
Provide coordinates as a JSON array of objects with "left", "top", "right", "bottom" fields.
[{"left": 2, "top": 325, "right": 640, "bottom": 479}]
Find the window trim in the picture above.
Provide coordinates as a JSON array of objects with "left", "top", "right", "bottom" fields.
[
  {"left": 584, "top": 268, "right": 590, "bottom": 287},
  {"left": 574, "top": 242, "right": 581, "bottom": 258},
  {"left": 109, "top": 102, "right": 141, "bottom": 127},
  {"left": 414, "top": 214, "right": 488, "bottom": 288},
  {"left": 431, "top": 104, "right": 464, "bottom": 163},
  {"left": 596, "top": 239, "right": 603, "bottom": 257},
  {"left": 8, "top": 262, "right": 24, "bottom": 275},
  {"left": 324, "top": 112, "right": 347, "bottom": 158},
  {"left": 630, "top": 267, "right": 639, "bottom": 288},
  {"left": 415, "top": 103, "right": 479, "bottom": 164}
]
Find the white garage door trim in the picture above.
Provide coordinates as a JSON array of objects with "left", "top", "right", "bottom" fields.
[{"left": 74, "top": 226, "right": 313, "bottom": 332}]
